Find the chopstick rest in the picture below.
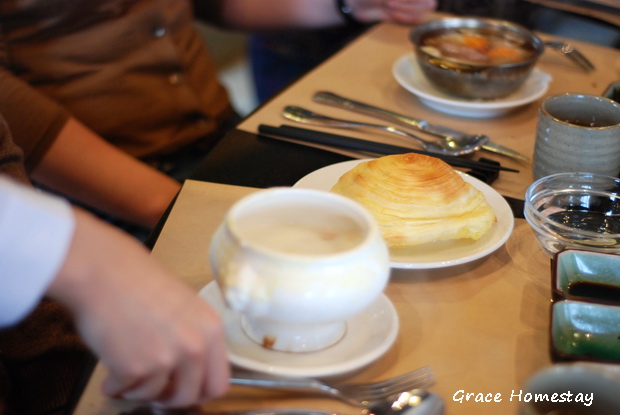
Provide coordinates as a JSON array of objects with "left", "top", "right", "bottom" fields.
[{"left": 466, "top": 157, "right": 500, "bottom": 184}]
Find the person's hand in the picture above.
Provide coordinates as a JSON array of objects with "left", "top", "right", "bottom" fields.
[
  {"left": 208, "top": 0, "right": 436, "bottom": 31},
  {"left": 47, "top": 209, "right": 230, "bottom": 407},
  {"left": 349, "top": 0, "right": 437, "bottom": 24}
]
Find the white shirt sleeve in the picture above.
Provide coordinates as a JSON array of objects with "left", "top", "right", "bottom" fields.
[{"left": 0, "top": 177, "right": 75, "bottom": 327}]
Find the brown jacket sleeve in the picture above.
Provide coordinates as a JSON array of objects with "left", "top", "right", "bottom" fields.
[
  {"left": 0, "top": 114, "right": 29, "bottom": 184},
  {"left": 0, "top": 69, "right": 69, "bottom": 173}
]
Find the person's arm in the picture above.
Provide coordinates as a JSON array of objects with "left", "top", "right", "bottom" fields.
[
  {"left": 0, "top": 176, "right": 230, "bottom": 407},
  {"left": 31, "top": 117, "right": 180, "bottom": 229},
  {"left": 0, "top": 176, "right": 75, "bottom": 327},
  {"left": 197, "top": 0, "right": 436, "bottom": 29},
  {"left": 0, "top": 70, "right": 179, "bottom": 229},
  {"left": 49, "top": 208, "right": 230, "bottom": 406}
]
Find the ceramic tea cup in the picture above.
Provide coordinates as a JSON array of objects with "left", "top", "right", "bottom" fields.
[
  {"left": 209, "top": 188, "right": 390, "bottom": 353},
  {"left": 523, "top": 363, "right": 620, "bottom": 414},
  {"left": 533, "top": 93, "right": 620, "bottom": 181}
]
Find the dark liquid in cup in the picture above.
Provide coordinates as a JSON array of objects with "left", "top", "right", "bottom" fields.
[
  {"left": 564, "top": 119, "right": 601, "bottom": 127},
  {"left": 556, "top": 115, "right": 617, "bottom": 127}
]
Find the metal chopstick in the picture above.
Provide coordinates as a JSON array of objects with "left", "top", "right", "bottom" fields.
[{"left": 258, "top": 124, "right": 519, "bottom": 173}]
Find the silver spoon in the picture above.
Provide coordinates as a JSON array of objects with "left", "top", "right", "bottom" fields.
[
  {"left": 312, "top": 91, "right": 528, "bottom": 162},
  {"left": 283, "top": 106, "right": 483, "bottom": 157}
]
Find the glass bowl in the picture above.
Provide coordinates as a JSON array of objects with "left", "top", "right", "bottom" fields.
[{"left": 524, "top": 172, "right": 620, "bottom": 257}]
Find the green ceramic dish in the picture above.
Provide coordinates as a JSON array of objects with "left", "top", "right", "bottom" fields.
[
  {"left": 553, "top": 250, "right": 620, "bottom": 304},
  {"left": 552, "top": 300, "right": 620, "bottom": 362}
]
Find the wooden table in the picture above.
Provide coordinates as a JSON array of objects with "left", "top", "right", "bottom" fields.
[{"left": 74, "top": 18, "right": 620, "bottom": 415}]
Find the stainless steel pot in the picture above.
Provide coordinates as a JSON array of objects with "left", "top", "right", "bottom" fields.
[{"left": 410, "top": 17, "right": 544, "bottom": 100}]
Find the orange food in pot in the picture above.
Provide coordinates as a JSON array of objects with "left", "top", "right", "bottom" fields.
[{"left": 462, "top": 34, "right": 489, "bottom": 52}]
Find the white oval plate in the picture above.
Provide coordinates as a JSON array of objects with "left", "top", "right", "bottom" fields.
[
  {"left": 294, "top": 159, "right": 514, "bottom": 269},
  {"left": 199, "top": 281, "right": 399, "bottom": 378},
  {"left": 392, "top": 53, "right": 552, "bottom": 118}
]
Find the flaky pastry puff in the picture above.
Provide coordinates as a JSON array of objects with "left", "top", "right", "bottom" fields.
[{"left": 331, "top": 153, "right": 496, "bottom": 248}]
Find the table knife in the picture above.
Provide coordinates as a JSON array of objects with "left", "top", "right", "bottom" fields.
[{"left": 313, "top": 91, "right": 531, "bottom": 163}]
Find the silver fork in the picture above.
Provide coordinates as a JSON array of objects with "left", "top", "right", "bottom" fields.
[
  {"left": 230, "top": 366, "right": 435, "bottom": 407},
  {"left": 545, "top": 41, "right": 595, "bottom": 72}
]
